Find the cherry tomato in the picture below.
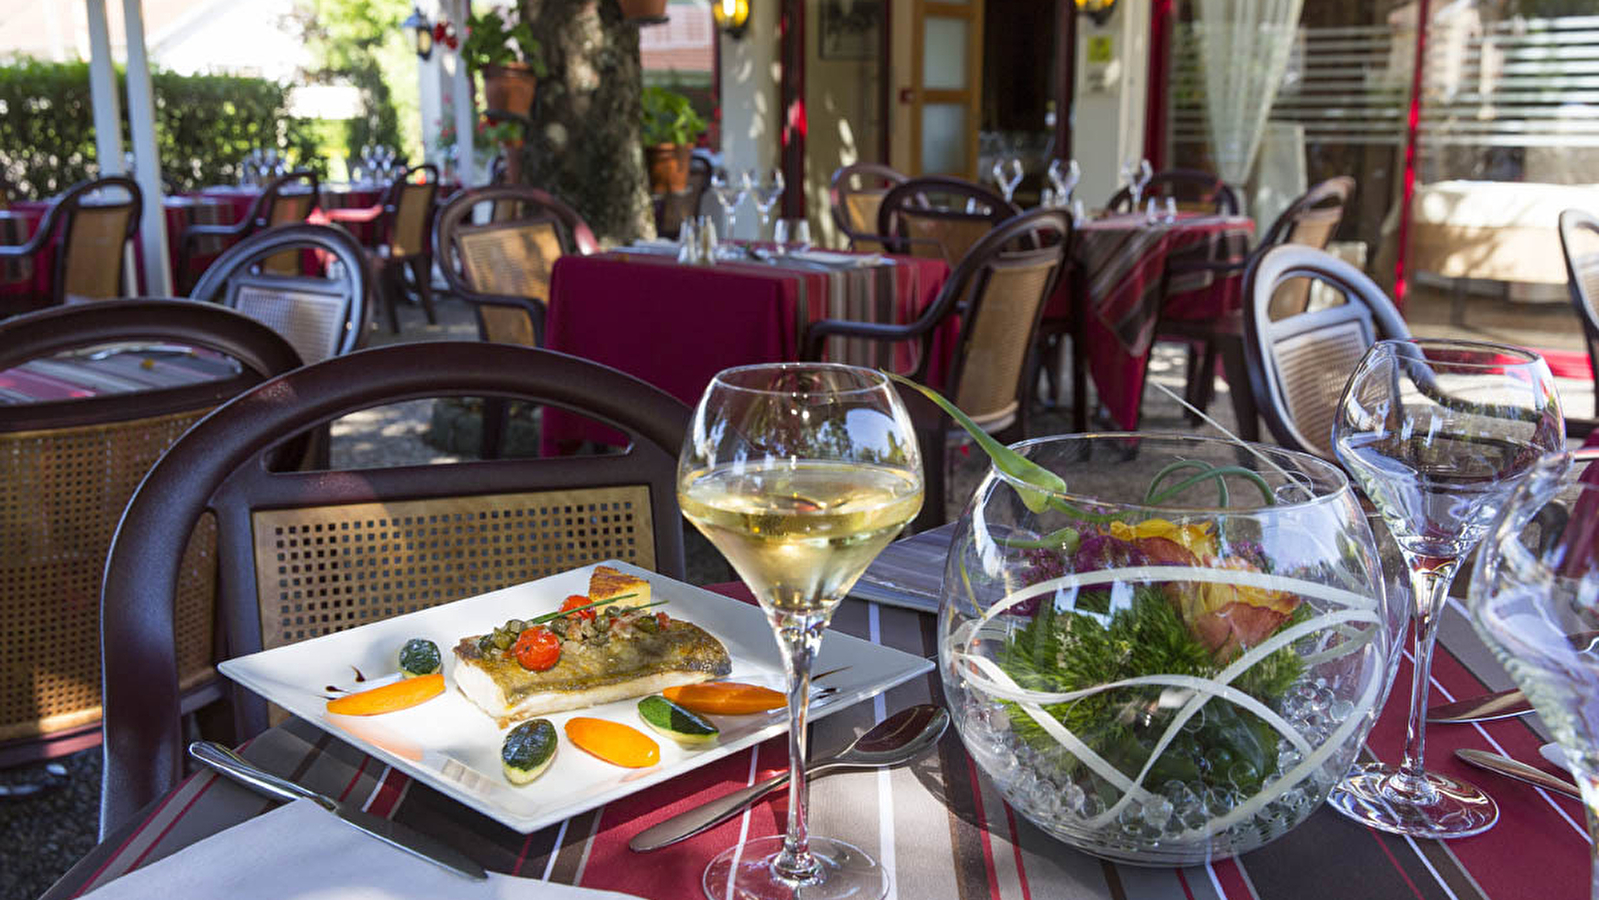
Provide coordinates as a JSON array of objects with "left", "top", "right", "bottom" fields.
[
  {"left": 560, "top": 594, "right": 596, "bottom": 621},
  {"left": 655, "top": 612, "right": 671, "bottom": 631},
  {"left": 512, "top": 626, "right": 561, "bottom": 671}
]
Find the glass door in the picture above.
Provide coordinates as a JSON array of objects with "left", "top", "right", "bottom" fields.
[{"left": 909, "top": 0, "right": 984, "bottom": 177}]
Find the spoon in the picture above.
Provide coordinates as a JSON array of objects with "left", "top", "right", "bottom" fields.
[{"left": 628, "top": 703, "right": 949, "bottom": 852}]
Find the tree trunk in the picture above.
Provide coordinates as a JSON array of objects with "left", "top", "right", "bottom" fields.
[{"left": 520, "top": 0, "right": 654, "bottom": 245}]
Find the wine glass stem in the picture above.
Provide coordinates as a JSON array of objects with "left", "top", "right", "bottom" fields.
[
  {"left": 1393, "top": 559, "right": 1459, "bottom": 796},
  {"left": 772, "top": 611, "right": 826, "bottom": 885}
]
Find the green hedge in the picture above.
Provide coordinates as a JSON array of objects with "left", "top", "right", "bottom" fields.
[{"left": 0, "top": 58, "right": 322, "bottom": 200}]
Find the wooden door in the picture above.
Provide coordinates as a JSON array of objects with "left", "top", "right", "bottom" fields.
[{"left": 907, "top": 0, "right": 984, "bottom": 178}]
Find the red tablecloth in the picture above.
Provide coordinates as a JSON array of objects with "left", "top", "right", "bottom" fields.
[
  {"left": 0, "top": 346, "right": 240, "bottom": 404},
  {"left": 1055, "top": 212, "right": 1253, "bottom": 430},
  {"left": 541, "top": 250, "right": 951, "bottom": 454}
]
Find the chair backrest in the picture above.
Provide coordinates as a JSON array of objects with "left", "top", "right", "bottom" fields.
[
  {"left": 188, "top": 223, "right": 372, "bottom": 364},
  {"left": 434, "top": 184, "right": 598, "bottom": 346},
  {"left": 1241, "top": 244, "right": 1410, "bottom": 459},
  {"left": 99, "top": 342, "right": 690, "bottom": 835},
  {"left": 1105, "top": 168, "right": 1240, "bottom": 216},
  {"left": 0, "top": 300, "right": 300, "bottom": 770},
  {"left": 249, "top": 170, "right": 321, "bottom": 275},
  {"left": 877, "top": 175, "right": 1020, "bottom": 266},
  {"left": 1559, "top": 208, "right": 1599, "bottom": 413},
  {"left": 1254, "top": 176, "right": 1355, "bottom": 319},
  {"left": 41, "top": 176, "right": 143, "bottom": 304},
  {"left": 829, "top": 163, "right": 907, "bottom": 252},
  {"left": 907, "top": 208, "right": 1073, "bottom": 431},
  {"left": 383, "top": 164, "right": 440, "bottom": 258}
]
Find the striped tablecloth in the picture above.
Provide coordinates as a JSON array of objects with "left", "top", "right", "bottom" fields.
[
  {"left": 541, "top": 249, "right": 950, "bottom": 454},
  {"left": 0, "top": 347, "right": 240, "bottom": 404},
  {"left": 43, "top": 581, "right": 1589, "bottom": 900}
]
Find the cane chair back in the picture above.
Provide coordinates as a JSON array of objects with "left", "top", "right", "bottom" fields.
[
  {"left": 384, "top": 164, "right": 439, "bottom": 258},
  {"left": 176, "top": 171, "right": 319, "bottom": 292},
  {"left": 877, "top": 176, "right": 1019, "bottom": 265},
  {"left": 1106, "top": 168, "right": 1240, "bottom": 216},
  {"left": 1256, "top": 176, "right": 1354, "bottom": 320},
  {"left": 0, "top": 301, "right": 300, "bottom": 770},
  {"left": 829, "top": 163, "right": 907, "bottom": 252},
  {"left": 1559, "top": 209, "right": 1599, "bottom": 415},
  {"left": 0, "top": 177, "right": 142, "bottom": 306},
  {"left": 99, "top": 342, "right": 690, "bottom": 835},
  {"left": 435, "top": 185, "right": 598, "bottom": 347},
  {"left": 189, "top": 224, "right": 372, "bottom": 364},
  {"left": 1242, "top": 245, "right": 1410, "bottom": 460}
]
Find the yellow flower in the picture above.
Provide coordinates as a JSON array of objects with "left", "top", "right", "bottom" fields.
[
  {"left": 1180, "top": 556, "right": 1300, "bottom": 660},
  {"left": 1110, "top": 518, "right": 1218, "bottom": 559}
]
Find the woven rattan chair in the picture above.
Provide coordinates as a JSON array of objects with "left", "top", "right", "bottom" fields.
[
  {"left": 0, "top": 176, "right": 142, "bottom": 307},
  {"left": 1106, "top": 168, "right": 1241, "bottom": 216},
  {"left": 98, "top": 342, "right": 689, "bottom": 835},
  {"left": 829, "top": 163, "right": 907, "bottom": 252},
  {"left": 176, "top": 170, "right": 320, "bottom": 293},
  {"left": 1161, "top": 175, "right": 1356, "bottom": 425},
  {"left": 876, "top": 176, "right": 1020, "bottom": 266},
  {"left": 0, "top": 300, "right": 300, "bottom": 781},
  {"left": 1240, "top": 245, "right": 1410, "bottom": 460},
  {"left": 369, "top": 164, "right": 441, "bottom": 333},
  {"left": 188, "top": 223, "right": 372, "bottom": 365},
  {"left": 1560, "top": 209, "right": 1599, "bottom": 426},
  {"left": 805, "top": 208, "right": 1072, "bottom": 530},
  {"left": 434, "top": 184, "right": 598, "bottom": 348}
]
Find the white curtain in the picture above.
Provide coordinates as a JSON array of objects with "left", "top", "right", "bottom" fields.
[{"left": 1195, "top": 0, "right": 1306, "bottom": 193}]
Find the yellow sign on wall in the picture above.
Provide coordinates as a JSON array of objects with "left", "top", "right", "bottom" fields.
[{"left": 1086, "top": 35, "right": 1114, "bottom": 64}]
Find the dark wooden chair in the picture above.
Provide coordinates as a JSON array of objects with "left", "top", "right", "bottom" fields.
[
  {"left": 1240, "top": 244, "right": 1410, "bottom": 460},
  {"left": 1559, "top": 208, "right": 1599, "bottom": 432},
  {"left": 366, "top": 164, "right": 441, "bottom": 333},
  {"left": 434, "top": 184, "right": 598, "bottom": 348},
  {"left": 805, "top": 208, "right": 1072, "bottom": 530},
  {"left": 1106, "top": 167, "right": 1241, "bottom": 216},
  {"left": 876, "top": 175, "right": 1020, "bottom": 266},
  {"left": 0, "top": 176, "right": 142, "bottom": 306},
  {"left": 98, "top": 342, "right": 690, "bottom": 836},
  {"left": 829, "top": 162, "right": 907, "bottom": 252},
  {"left": 175, "top": 170, "right": 320, "bottom": 293},
  {"left": 188, "top": 223, "right": 372, "bottom": 365},
  {"left": 0, "top": 300, "right": 301, "bottom": 783}
]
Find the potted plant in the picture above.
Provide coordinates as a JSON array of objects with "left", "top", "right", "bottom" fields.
[
  {"left": 618, "top": 0, "right": 670, "bottom": 24},
  {"left": 462, "top": 8, "right": 548, "bottom": 115},
  {"left": 640, "top": 85, "right": 708, "bottom": 194}
]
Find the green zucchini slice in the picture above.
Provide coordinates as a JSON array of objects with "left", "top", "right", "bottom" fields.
[
  {"left": 637, "top": 695, "right": 720, "bottom": 745},
  {"left": 398, "top": 638, "right": 442, "bottom": 678},
  {"left": 502, "top": 719, "right": 558, "bottom": 784}
]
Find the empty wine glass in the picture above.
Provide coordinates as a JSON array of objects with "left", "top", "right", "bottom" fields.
[
  {"left": 991, "top": 158, "right": 1024, "bottom": 204},
  {"left": 1328, "top": 338, "right": 1565, "bottom": 839},
  {"left": 1137, "top": 159, "right": 1154, "bottom": 203},
  {"left": 1470, "top": 448, "right": 1599, "bottom": 899},
  {"left": 773, "top": 218, "right": 811, "bottom": 254},
  {"left": 746, "top": 167, "right": 785, "bottom": 241},
  {"left": 710, "top": 168, "right": 746, "bottom": 245},
  {"left": 1047, "top": 158, "right": 1080, "bottom": 206}
]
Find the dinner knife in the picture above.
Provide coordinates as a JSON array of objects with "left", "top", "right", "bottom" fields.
[
  {"left": 188, "top": 741, "right": 486, "bottom": 881},
  {"left": 1425, "top": 687, "right": 1533, "bottom": 724},
  {"left": 1455, "top": 748, "right": 1581, "bottom": 800}
]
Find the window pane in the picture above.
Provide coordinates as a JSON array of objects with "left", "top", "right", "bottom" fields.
[
  {"left": 922, "top": 103, "right": 968, "bottom": 174},
  {"left": 923, "top": 17, "right": 968, "bottom": 91}
]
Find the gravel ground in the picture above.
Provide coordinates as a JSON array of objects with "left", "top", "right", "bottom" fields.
[{"left": 5, "top": 284, "right": 1579, "bottom": 900}]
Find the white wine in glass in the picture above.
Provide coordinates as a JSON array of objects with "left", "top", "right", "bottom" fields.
[{"left": 679, "top": 363, "right": 923, "bottom": 900}]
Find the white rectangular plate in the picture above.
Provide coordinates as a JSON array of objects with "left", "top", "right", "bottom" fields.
[{"left": 219, "top": 561, "right": 933, "bottom": 833}]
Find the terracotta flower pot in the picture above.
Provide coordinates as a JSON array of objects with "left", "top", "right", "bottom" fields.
[
  {"left": 618, "top": 0, "right": 670, "bottom": 25},
  {"left": 481, "top": 63, "right": 538, "bottom": 115},
  {"left": 645, "top": 144, "right": 692, "bottom": 194}
]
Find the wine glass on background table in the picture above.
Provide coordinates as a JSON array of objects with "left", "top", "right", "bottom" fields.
[
  {"left": 1471, "top": 448, "right": 1599, "bottom": 900},
  {"left": 678, "top": 363, "right": 924, "bottom": 900},
  {"left": 991, "top": 158, "right": 1024, "bottom": 205},
  {"left": 1328, "top": 338, "right": 1564, "bottom": 838},
  {"left": 710, "top": 168, "right": 746, "bottom": 244},
  {"left": 746, "top": 167, "right": 785, "bottom": 242}
]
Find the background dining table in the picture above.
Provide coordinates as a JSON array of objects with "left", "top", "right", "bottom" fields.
[
  {"left": 539, "top": 248, "right": 952, "bottom": 455},
  {"left": 41, "top": 574, "right": 1589, "bottom": 900},
  {"left": 0, "top": 343, "right": 240, "bottom": 404}
]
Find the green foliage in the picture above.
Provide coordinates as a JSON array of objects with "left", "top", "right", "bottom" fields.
[
  {"left": 294, "top": 0, "right": 413, "bottom": 166},
  {"left": 640, "top": 85, "right": 708, "bottom": 147},
  {"left": 0, "top": 58, "right": 318, "bottom": 199},
  {"left": 462, "top": 8, "right": 548, "bottom": 77}
]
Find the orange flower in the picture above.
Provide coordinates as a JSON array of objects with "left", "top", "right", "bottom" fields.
[{"left": 1179, "top": 556, "right": 1300, "bottom": 660}]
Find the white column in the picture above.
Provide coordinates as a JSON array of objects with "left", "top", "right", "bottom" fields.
[
  {"left": 1074, "top": 3, "right": 1150, "bottom": 204},
  {"left": 451, "top": 0, "right": 476, "bottom": 186},
  {"left": 716, "top": 4, "right": 780, "bottom": 240},
  {"left": 85, "top": 0, "right": 138, "bottom": 291},
  {"left": 418, "top": 0, "right": 447, "bottom": 169},
  {"left": 123, "top": 0, "right": 171, "bottom": 296}
]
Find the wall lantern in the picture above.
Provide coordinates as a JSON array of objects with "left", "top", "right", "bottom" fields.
[
  {"left": 1075, "top": 0, "right": 1116, "bottom": 27},
  {"left": 402, "top": 6, "right": 433, "bottom": 60},
  {"left": 712, "top": 0, "right": 750, "bottom": 40}
]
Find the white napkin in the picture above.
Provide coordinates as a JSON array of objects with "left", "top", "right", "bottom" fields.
[
  {"left": 788, "top": 249, "right": 885, "bottom": 268},
  {"left": 84, "top": 799, "right": 645, "bottom": 899},
  {"left": 624, "top": 239, "right": 679, "bottom": 254}
]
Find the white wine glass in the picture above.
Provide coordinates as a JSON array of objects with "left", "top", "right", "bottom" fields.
[
  {"left": 1136, "top": 158, "right": 1154, "bottom": 205},
  {"left": 991, "top": 158, "right": 1023, "bottom": 204},
  {"left": 678, "top": 363, "right": 924, "bottom": 900},
  {"left": 1471, "top": 448, "right": 1599, "bottom": 900},
  {"left": 710, "top": 168, "right": 746, "bottom": 244},
  {"left": 747, "top": 167, "right": 785, "bottom": 241},
  {"left": 1328, "top": 338, "right": 1564, "bottom": 838}
]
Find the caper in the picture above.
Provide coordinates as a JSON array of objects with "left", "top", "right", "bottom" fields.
[
  {"left": 477, "top": 634, "right": 496, "bottom": 654},
  {"left": 507, "top": 619, "right": 528, "bottom": 634},
  {"left": 635, "top": 616, "right": 659, "bottom": 634},
  {"left": 492, "top": 629, "right": 514, "bottom": 651}
]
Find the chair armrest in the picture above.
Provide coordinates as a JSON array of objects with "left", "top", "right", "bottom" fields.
[
  {"left": 453, "top": 288, "right": 547, "bottom": 344},
  {"left": 802, "top": 318, "right": 922, "bottom": 361}
]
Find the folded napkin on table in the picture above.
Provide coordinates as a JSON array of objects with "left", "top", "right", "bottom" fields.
[
  {"left": 621, "top": 239, "right": 680, "bottom": 254},
  {"left": 84, "top": 799, "right": 645, "bottom": 899},
  {"left": 787, "top": 249, "right": 886, "bottom": 268}
]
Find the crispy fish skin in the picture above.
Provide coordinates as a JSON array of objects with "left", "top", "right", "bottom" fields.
[{"left": 453, "top": 621, "right": 731, "bottom": 724}]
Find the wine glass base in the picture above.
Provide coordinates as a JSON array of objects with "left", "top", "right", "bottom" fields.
[
  {"left": 702, "top": 835, "right": 888, "bottom": 900},
  {"left": 1326, "top": 761, "right": 1499, "bottom": 839}
]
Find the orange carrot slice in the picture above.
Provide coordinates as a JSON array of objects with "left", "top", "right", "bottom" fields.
[
  {"left": 565, "top": 717, "right": 659, "bottom": 768},
  {"left": 326, "top": 673, "right": 444, "bottom": 716},
  {"left": 662, "top": 682, "right": 786, "bottom": 715}
]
